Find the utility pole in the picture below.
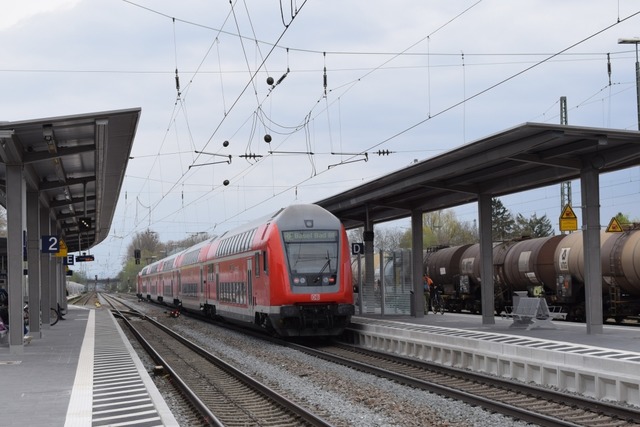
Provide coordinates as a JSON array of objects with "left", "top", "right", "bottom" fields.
[
  {"left": 618, "top": 38, "right": 640, "bottom": 130},
  {"left": 560, "top": 96, "right": 571, "bottom": 234}
]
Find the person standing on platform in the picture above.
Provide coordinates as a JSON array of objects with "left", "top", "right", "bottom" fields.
[{"left": 423, "top": 274, "right": 433, "bottom": 314}]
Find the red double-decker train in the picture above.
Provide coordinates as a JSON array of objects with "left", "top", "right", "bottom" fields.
[{"left": 137, "top": 204, "right": 354, "bottom": 337}]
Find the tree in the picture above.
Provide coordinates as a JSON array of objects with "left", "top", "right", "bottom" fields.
[
  {"left": 347, "top": 227, "right": 404, "bottom": 252},
  {"left": 611, "top": 212, "right": 640, "bottom": 230},
  {"left": 492, "top": 198, "right": 515, "bottom": 241},
  {"left": 69, "top": 269, "right": 89, "bottom": 285},
  {"left": 421, "top": 210, "right": 478, "bottom": 247},
  {"left": 165, "top": 232, "right": 211, "bottom": 255},
  {"left": 126, "top": 229, "right": 163, "bottom": 266},
  {"left": 113, "top": 229, "right": 213, "bottom": 293},
  {"left": 118, "top": 257, "right": 144, "bottom": 294},
  {"left": 513, "top": 213, "right": 554, "bottom": 238}
]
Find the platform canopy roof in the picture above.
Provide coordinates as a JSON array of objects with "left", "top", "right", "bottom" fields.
[
  {"left": 316, "top": 122, "right": 640, "bottom": 229},
  {"left": 0, "top": 108, "right": 141, "bottom": 253}
]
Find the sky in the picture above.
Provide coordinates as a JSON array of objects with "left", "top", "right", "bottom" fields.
[{"left": 1, "top": 0, "right": 640, "bottom": 279}]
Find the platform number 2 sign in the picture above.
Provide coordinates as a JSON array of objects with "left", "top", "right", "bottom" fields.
[{"left": 41, "top": 235, "right": 60, "bottom": 253}]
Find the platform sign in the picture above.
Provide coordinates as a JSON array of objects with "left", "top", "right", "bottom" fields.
[
  {"left": 351, "top": 242, "right": 365, "bottom": 255},
  {"left": 559, "top": 204, "right": 578, "bottom": 232},
  {"left": 41, "top": 235, "right": 59, "bottom": 253},
  {"left": 606, "top": 217, "right": 624, "bottom": 232}
]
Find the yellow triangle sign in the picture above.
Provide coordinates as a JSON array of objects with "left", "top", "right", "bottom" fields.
[
  {"left": 55, "top": 238, "right": 68, "bottom": 257},
  {"left": 559, "top": 204, "right": 578, "bottom": 232},
  {"left": 606, "top": 217, "right": 624, "bottom": 232},
  {"left": 561, "top": 204, "right": 577, "bottom": 219}
]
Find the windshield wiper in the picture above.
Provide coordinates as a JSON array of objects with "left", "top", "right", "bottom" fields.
[{"left": 313, "top": 252, "right": 331, "bottom": 283}]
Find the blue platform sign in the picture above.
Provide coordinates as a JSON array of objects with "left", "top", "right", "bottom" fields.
[{"left": 41, "top": 235, "right": 60, "bottom": 253}]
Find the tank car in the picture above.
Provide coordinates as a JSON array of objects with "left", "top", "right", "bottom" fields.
[
  {"left": 137, "top": 204, "right": 355, "bottom": 337},
  {"left": 426, "top": 229, "right": 640, "bottom": 322},
  {"left": 424, "top": 244, "right": 472, "bottom": 312},
  {"left": 555, "top": 229, "right": 640, "bottom": 322}
]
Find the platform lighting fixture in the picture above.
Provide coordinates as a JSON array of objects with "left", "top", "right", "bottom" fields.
[
  {"left": 78, "top": 217, "right": 92, "bottom": 231},
  {"left": 618, "top": 38, "right": 640, "bottom": 130},
  {"left": 43, "top": 124, "right": 57, "bottom": 153}
]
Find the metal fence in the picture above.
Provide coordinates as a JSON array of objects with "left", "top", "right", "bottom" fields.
[{"left": 353, "top": 249, "right": 415, "bottom": 315}]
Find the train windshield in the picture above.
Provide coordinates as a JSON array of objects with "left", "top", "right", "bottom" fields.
[{"left": 282, "top": 230, "right": 339, "bottom": 286}]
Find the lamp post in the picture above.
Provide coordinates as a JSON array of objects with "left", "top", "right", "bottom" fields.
[{"left": 618, "top": 38, "right": 640, "bottom": 130}]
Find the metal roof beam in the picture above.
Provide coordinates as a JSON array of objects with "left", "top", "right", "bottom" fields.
[
  {"left": 507, "top": 153, "right": 582, "bottom": 170},
  {"left": 50, "top": 195, "right": 96, "bottom": 209},
  {"left": 40, "top": 176, "right": 95, "bottom": 191},
  {"left": 22, "top": 144, "right": 95, "bottom": 165}
]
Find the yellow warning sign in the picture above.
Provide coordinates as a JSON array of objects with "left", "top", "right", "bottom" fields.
[
  {"left": 559, "top": 205, "right": 578, "bottom": 232},
  {"left": 55, "top": 239, "right": 68, "bottom": 257},
  {"left": 606, "top": 217, "right": 624, "bottom": 232}
]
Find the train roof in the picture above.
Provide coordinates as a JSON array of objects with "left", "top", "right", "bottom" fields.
[{"left": 139, "top": 204, "right": 339, "bottom": 274}]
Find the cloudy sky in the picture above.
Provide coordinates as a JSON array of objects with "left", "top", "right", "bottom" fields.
[{"left": 2, "top": 0, "right": 640, "bottom": 278}]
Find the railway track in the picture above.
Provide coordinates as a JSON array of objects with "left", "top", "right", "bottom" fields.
[
  {"left": 68, "top": 291, "right": 97, "bottom": 306},
  {"left": 101, "top": 294, "right": 333, "bottom": 427},
  {"left": 287, "top": 341, "right": 640, "bottom": 427},
  {"left": 104, "top": 293, "right": 640, "bottom": 425}
]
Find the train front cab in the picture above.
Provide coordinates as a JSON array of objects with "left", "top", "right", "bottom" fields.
[{"left": 268, "top": 226, "right": 354, "bottom": 337}]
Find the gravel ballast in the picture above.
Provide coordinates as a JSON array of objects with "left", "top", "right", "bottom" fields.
[{"left": 129, "top": 302, "right": 531, "bottom": 427}]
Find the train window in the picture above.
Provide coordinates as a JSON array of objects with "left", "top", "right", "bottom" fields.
[
  {"left": 249, "top": 229, "right": 256, "bottom": 248},
  {"left": 255, "top": 253, "right": 260, "bottom": 277},
  {"left": 283, "top": 230, "right": 338, "bottom": 275},
  {"left": 263, "top": 250, "right": 268, "bottom": 274},
  {"left": 240, "top": 232, "right": 247, "bottom": 251},
  {"left": 244, "top": 230, "right": 253, "bottom": 250},
  {"left": 239, "top": 232, "right": 248, "bottom": 252}
]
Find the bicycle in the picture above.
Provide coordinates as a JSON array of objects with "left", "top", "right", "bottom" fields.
[
  {"left": 431, "top": 290, "right": 445, "bottom": 315},
  {"left": 23, "top": 303, "right": 63, "bottom": 327}
]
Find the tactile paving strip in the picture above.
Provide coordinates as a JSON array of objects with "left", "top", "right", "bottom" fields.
[{"left": 91, "top": 310, "right": 165, "bottom": 427}]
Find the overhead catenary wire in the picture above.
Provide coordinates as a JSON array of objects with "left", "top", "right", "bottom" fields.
[
  {"left": 111, "top": 1, "right": 640, "bottom": 256},
  {"left": 124, "top": 0, "right": 311, "bottom": 235}
]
